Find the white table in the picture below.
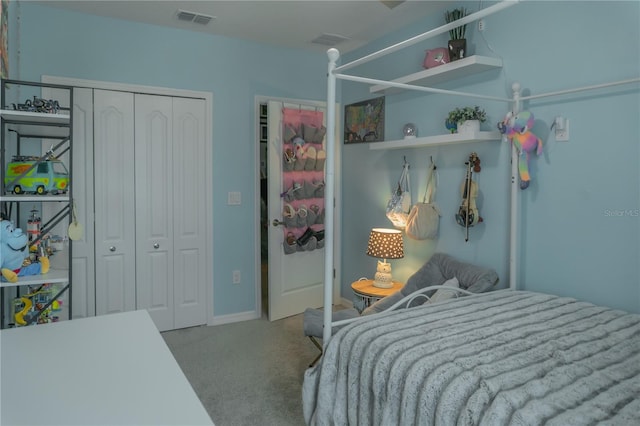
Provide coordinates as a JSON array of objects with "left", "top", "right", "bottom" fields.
[{"left": 1, "top": 310, "right": 214, "bottom": 425}]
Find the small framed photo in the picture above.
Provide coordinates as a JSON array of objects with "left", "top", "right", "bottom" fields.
[{"left": 344, "top": 97, "right": 385, "bottom": 144}]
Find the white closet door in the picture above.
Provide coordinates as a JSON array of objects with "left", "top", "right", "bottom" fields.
[
  {"left": 134, "top": 94, "right": 175, "bottom": 331},
  {"left": 41, "top": 86, "right": 96, "bottom": 319},
  {"left": 94, "top": 90, "right": 136, "bottom": 315},
  {"left": 69, "top": 87, "right": 96, "bottom": 318},
  {"left": 172, "top": 97, "right": 207, "bottom": 329}
]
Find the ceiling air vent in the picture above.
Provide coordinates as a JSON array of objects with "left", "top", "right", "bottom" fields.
[
  {"left": 380, "top": 1, "right": 406, "bottom": 9},
  {"left": 176, "top": 9, "right": 215, "bottom": 26},
  {"left": 311, "top": 33, "right": 351, "bottom": 47}
]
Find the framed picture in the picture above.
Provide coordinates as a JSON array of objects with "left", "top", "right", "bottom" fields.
[{"left": 344, "top": 96, "right": 385, "bottom": 144}]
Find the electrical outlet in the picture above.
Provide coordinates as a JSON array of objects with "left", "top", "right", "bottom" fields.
[
  {"left": 227, "top": 191, "right": 241, "bottom": 205},
  {"left": 232, "top": 270, "right": 241, "bottom": 284},
  {"left": 478, "top": 19, "right": 485, "bottom": 32}
]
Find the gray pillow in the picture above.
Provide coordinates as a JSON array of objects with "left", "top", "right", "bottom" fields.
[{"left": 362, "top": 253, "right": 498, "bottom": 315}]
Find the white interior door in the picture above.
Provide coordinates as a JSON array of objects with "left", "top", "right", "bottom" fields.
[
  {"left": 267, "top": 100, "right": 332, "bottom": 321},
  {"left": 94, "top": 89, "right": 136, "bottom": 315},
  {"left": 172, "top": 97, "right": 207, "bottom": 329},
  {"left": 134, "top": 94, "right": 174, "bottom": 331}
]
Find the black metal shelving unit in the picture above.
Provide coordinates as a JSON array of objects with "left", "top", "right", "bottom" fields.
[{"left": 0, "top": 79, "right": 74, "bottom": 328}]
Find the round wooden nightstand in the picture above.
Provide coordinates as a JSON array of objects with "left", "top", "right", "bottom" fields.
[{"left": 351, "top": 279, "right": 403, "bottom": 312}]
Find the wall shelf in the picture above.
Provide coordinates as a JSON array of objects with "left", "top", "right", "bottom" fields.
[
  {"left": 0, "top": 195, "right": 70, "bottom": 202},
  {"left": 0, "top": 269, "right": 70, "bottom": 288},
  {"left": 0, "top": 109, "right": 70, "bottom": 137},
  {"left": 370, "top": 55, "right": 503, "bottom": 95},
  {"left": 369, "top": 130, "right": 502, "bottom": 150}
]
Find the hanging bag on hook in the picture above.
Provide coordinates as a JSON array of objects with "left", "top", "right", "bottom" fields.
[
  {"left": 386, "top": 160, "right": 411, "bottom": 228},
  {"left": 406, "top": 159, "right": 440, "bottom": 240}
]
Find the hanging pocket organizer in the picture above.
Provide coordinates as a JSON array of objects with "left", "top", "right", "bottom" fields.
[{"left": 280, "top": 107, "right": 326, "bottom": 254}]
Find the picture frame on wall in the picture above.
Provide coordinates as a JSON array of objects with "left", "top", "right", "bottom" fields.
[{"left": 344, "top": 96, "right": 385, "bottom": 144}]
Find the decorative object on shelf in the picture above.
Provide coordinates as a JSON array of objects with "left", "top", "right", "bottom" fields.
[
  {"left": 406, "top": 158, "right": 440, "bottom": 240},
  {"left": 366, "top": 228, "right": 404, "bottom": 289},
  {"left": 344, "top": 96, "right": 385, "bottom": 144},
  {"left": 11, "top": 96, "right": 61, "bottom": 114},
  {"left": 455, "top": 152, "right": 483, "bottom": 242},
  {"left": 68, "top": 199, "right": 84, "bottom": 241},
  {"left": 385, "top": 158, "right": 411, "bottom": 228},
  {"left": 445, "top": 7, "right": 467, "bottom": 61},
  {"left": 446, "top": 106, "right": 487, "bottom": 134},
  {"left": 1, "top": 219, "right": 50, "bottom": 283},
  {"left": 402, "top": 122, "right": 417, "bottom": 139},
  {"left": 445, "top": 119, "right": 458, "bottom": 134},
  {"left": 423, "top": 47, "right": 449, "bottom": 69},
  {"left": 497, "top": 110, "right": 543, "bottom": 190},
  {"left": 5, "top": 155, "right": 69, "bottom": 195}
]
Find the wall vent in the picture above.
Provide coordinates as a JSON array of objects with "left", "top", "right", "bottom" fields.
[
  {"left": 379, "top": 1, "right": 406, "bottom": 10},
  {"left": 176, "top": 9, "right": 215, "bottom": 26},
  {"left": 311, "top": 33, "right": 350, "bottom": 47}
]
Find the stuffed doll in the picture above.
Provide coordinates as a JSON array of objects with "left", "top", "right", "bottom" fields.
[
  {"left": 498, "top": 110, "right": 543, "bottom": 189},
  {"left": 1, "top": 220, "right": 49, "bottom": 283}
]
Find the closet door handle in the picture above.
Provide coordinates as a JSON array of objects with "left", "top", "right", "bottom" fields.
[
  {"left": 109, "top": 246, "right": 116, "bottom": 252},
  {"left": 272, "top": 219, "right": 285, "bottom": 227},
  {"left": 153, "top": 243, "right": 160, "bottom": 249}
]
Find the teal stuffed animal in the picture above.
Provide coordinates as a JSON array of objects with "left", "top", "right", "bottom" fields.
[{"left": 1, "top": 220, "right": 49, "bottom": 283}]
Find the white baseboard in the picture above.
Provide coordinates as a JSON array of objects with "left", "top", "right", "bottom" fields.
[
  {"left": 341, "top": 297, "right": 354, "bottom": 308},
  {"left": 210, "top": 310, "right": 260, "bottom": 326}
]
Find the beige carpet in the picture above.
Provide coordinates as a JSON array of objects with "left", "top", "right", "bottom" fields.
[{"left": 162, "top": 312, "right": 319, "bottom": 426}]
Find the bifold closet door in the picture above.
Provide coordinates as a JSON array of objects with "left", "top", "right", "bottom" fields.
[
  {"left": 94, "top": 90, "right": 136, "bottom": 315},
  {"left": 171, "top": 97, "right": 207, "bottom": 329},
  {"left": 134, "top": 94, "right": 174, "bottom": 331},
  {"left": 135, "top": 94, "right": 207, "bottom": 331}
]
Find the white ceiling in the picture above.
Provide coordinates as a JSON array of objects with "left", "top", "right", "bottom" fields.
[{"left": 38, "top": 0, "right": 450, "bottom": 53}]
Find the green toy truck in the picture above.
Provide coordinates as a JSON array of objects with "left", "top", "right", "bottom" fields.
[{"left": 5, "top": 156, "right": 69, "bottom": 195}]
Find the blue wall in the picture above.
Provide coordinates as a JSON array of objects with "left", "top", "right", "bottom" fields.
[
  {"left": 8, "top": 2, "right": 328, "bottom": 317},
  {"left": 339, "top": 0, "right": 640, "bottom": 313},
  {"left": 9, "top": 1, "right": 639, "bottom": 317}
]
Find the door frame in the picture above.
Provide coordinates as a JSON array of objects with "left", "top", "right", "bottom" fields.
[
  {"left": 42, "top": 75, "right": 215, "bottom": 326},
  {"left": 254, "top": 95, "right": 342, "bottom": 318}
]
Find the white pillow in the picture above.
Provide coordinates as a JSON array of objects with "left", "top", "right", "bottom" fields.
[{"left": 429, "top": 277, "right": 460, "bottom": 303}]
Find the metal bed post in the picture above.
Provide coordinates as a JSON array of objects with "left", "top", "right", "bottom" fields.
[
  {"left": 509, "top": 82, "right": 521, "bottom": 290},
  {"left": 323, "top": 48, "right": 339, "bottom": 347}
]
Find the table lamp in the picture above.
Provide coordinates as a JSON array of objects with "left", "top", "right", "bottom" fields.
[{"left": 366, "top": 228, "right": 404, "bottom": 288}]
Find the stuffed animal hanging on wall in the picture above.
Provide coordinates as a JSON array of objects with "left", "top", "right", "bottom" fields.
[
  {"left": 498, "top": 110, "right": 543, "bottom": 189},
  {"left": 1, "top": 220, "right": 49, "bottom": 283}
]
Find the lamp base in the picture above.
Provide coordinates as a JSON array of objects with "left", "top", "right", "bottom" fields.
[{"left": 373, "top": 271, "right": 393, "bottom": 289}]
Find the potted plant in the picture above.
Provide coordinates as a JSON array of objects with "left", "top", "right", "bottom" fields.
[
  {"left": 445, "top": 8, "right": 467, "bottom": 61},
  {"left": 446, "top": 106, "right": 487, "bottom": 134}
]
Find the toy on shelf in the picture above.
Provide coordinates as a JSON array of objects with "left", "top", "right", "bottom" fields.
[
  {"left": 4, "top": 155, "right": 70, "bottom": 195},
  {"left": 498, "top": 110, "right": 543, "bottom": 189},
  {"left": 11, "top": 96, "right": 61, "bottom": 114},
  {"left": 1, "top": 220, "right": 49, "bottom": 283},
  {"left": 12, "top": 285, "right": 62, "bottom": 326}
]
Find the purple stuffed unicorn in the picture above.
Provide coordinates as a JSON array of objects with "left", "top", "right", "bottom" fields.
[{"left": 498, "top": 111, "right": 543, "bottom": 189}]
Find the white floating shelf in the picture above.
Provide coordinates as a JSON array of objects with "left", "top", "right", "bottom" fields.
[
  {"left": 0, "top": 268, "right": 69, "bottom": 288},
  {"left": 370, "top": 55, "right": 503, "bottom": 95},
  {"left": 369, "top": 130, "right": 502, "bottom": 150}
]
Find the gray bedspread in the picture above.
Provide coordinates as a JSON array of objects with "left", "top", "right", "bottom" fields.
[{"left": 302, "top": 291, "right": 640, "bottom": 425}]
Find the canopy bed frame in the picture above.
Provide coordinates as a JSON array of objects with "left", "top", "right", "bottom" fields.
[{"left": 321, "top": 0, "right": 640, "bottom": 346}]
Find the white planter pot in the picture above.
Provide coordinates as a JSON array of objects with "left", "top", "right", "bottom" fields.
[{"left": 457, "top": 120, "right": 480, "bottom": 135}]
